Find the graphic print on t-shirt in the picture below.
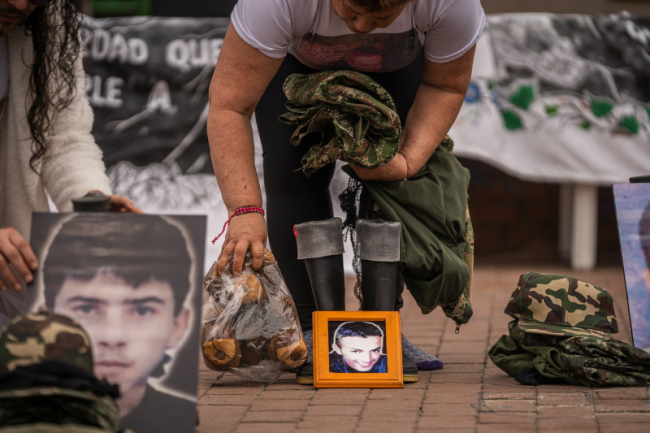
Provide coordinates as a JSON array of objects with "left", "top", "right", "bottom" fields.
[{"left": 292, "top": 30, "right": 422, "bottom": 73}]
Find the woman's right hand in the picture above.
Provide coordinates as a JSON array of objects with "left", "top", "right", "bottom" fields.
[
  {"left": 0, "top": 227, "right": 38, "bottom": 292},
  {"left": 217, "top": 212, "right": 268, "bottom": 276}
]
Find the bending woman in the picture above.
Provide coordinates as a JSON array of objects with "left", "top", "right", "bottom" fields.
[{"left": 208, "top": 0, "right": 483, "bottom": 361}]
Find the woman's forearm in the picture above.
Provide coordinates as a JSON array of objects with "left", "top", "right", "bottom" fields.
[
  {"left": 206, "top": 23, "right": 282, "bottom": 215},
  {"left": 208, "top": 109, "right": 263, "bottom": 213},
  {"left": 399, "top": 47, "right": 475, "bottom": 176},
  {"left": 399, "top": 83, "right": 465, "bottom": 174}
]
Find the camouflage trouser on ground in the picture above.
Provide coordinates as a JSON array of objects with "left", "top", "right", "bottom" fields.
[
  {"left": 440, "top": 205, "right": 475, "bottom": 328},
  {"left": 489, "top": 321, "right": 650, "bottom": 387}
]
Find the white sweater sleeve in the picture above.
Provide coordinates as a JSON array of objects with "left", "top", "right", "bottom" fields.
[{"left": 40, "top": 53, "right": 112, "bottom": 212}]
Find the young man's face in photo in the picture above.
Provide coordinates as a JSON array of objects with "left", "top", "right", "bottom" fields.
[
  {"left": 333, "top": 335, "right": 382, "bottom": 372},
  {"left": 52, "top": 272, "right": 189, "bottom": 412}
]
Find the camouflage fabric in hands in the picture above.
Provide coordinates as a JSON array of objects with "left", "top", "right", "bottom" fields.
[
  {"left": 505, "top": 272, "right": 618, "bottom": 336},
  {"left": 489, "top": 273, "right": 650, "bottom": 387},
  {"left": 279, "top": 71, "right": 401, "bottom": 176},
  {"left": 0, "top": 312, "right": 121, "bottom": 431}
]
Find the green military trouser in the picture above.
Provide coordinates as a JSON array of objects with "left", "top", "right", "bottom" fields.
[{"left": 440, "top": 205, "right": 474, "bottom": 327}]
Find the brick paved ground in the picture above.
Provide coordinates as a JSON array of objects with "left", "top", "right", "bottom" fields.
[{"left": 196, "top": 266, "right": 650, "bottom": 433}]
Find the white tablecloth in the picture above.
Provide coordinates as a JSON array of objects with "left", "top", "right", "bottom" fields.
[{"left": 450, "top": 13, "right": 650, "bottom": 185}]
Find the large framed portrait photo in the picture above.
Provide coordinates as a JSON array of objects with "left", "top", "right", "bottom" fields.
[
  {"left": 26, "top": 212, "right": 206, "bottom": 433},
  {"left": 313, "top": 311, "right": 403, "bottom": 388}
]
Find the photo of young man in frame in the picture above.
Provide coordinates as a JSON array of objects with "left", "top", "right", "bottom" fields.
[
  {"left": 26, "top": 213, "right": 206, "bottom": 433},
  {"left": 328, "top": 321, "right": 388, "bottom": 373}
]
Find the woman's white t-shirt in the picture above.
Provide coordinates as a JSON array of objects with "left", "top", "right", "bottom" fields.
[{"left": 231, "top": 0, "right": 485, "bottom": 73}]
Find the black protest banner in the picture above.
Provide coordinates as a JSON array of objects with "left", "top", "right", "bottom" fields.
[{"left": 82, "top": 16, "right": 229, "bottom": 173}]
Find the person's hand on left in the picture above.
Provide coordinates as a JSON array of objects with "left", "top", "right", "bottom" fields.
[
  {"left": 0, "top": 228, "right": 38, "bottom": 291},
  {"left": 347, "top": 151, "right": 409, "bottom": 182},
  {"left": 109, "top": 195, "right": 144, "bottom": 214}
]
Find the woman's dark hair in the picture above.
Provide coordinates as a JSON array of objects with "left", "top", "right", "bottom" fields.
[{"left": 24, "top": 0, "right": 83, "bottom": 173}]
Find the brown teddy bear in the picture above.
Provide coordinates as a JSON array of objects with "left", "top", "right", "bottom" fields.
[{"left": 202, "top": 248, "right": 307, "bottom": 373}]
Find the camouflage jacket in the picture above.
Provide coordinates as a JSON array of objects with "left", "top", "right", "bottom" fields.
[
  {"left": 489, "top": 273, "right": 650, "bottom": 387},
  {"left": 279, "top": 71, "right": 401, "bottom": 176}
]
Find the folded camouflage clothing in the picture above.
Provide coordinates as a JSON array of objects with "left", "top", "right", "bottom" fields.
[
  {"left": 488, "top": 272, "right": 650, "bottom": 387},
  {"left": 279, "top": 70, "right": 401, "bottom": 176}
]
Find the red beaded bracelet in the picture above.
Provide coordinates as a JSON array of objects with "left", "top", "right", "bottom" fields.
[{"left": 211, "top": 206, "right": 265, "bottom": 244}]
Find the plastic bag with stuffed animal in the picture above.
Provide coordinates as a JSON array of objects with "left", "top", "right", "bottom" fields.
[{"left": 201, "top": 249, "right": 308, "bottom": 383}]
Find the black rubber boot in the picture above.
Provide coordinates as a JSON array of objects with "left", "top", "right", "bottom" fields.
[
  {"left": 294, "top": 218, "right": 346, "bottom": 385},
  {"left": 357, "top": 219, "right": 418, "bottom": 384},
  {"left": 395, "top": 274, "right": 405, "bottom": 312},
  {"left": 360, "top": 260, "right": 398, "bottom": 311},
  {"left": 304, "top": 255, "right": 345, "bottom": 311}
]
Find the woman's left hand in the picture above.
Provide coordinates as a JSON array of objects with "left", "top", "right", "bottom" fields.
[
  {"left": 348, "top": 152, "right": 409, "bottom": 182},
  {"left": 109, "top": 195, "right": 145, "bottom": 214}
]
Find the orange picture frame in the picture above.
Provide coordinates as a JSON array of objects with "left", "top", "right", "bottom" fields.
[{"left": 312, "top": 311, "right": 403, "bottom": 389}]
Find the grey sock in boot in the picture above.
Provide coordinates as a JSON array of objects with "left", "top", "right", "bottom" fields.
[{"left": 295, "top": 218, "right": 346, "bottom": 312}]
